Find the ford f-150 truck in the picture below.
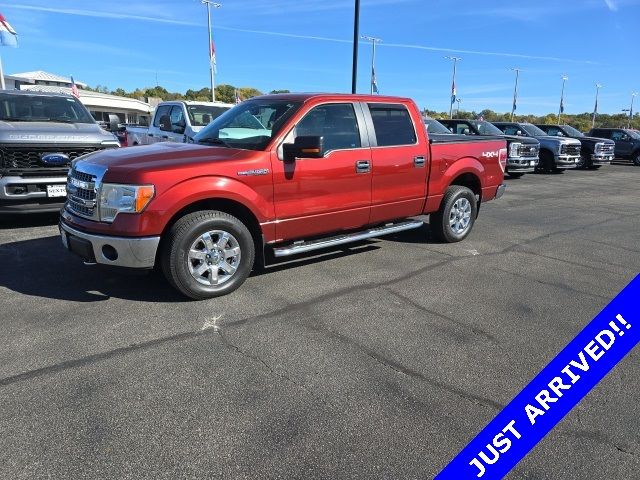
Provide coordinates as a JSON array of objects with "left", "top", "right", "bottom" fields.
[
  {"left": 587, "top": 128, "right": 640, "bottom": 166},
  {"left": 59, "top": 94, "right": 507, "bottom": 299},
  {"left": 126, "top": 100, "right": 234, "bottom": 146},
  {"left": 535, "top": 124, "right": 615, "bottom": 169},
  {"left": 0, "top": 90, "right": 120, "bottom": 214},
  {"left": 493, "top": 122, "right": 581, "bottom": 173},
  {"left": 440, "top": 119, "right": 540, "bottom": 178}
]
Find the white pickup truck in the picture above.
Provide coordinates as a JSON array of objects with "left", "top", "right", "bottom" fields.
[{"left": 126, "top": 100, "right": 234, "bottom": 145}]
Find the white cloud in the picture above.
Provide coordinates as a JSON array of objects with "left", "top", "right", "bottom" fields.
[{"left": 604, "top": 0, "right": 619, "bottom": 11}]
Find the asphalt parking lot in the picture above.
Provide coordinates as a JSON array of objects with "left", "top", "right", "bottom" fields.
[{"left": 0, "top": 165, "right": 638, "bottom": 479}]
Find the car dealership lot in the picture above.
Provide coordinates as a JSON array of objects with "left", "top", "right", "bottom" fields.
[{"left": 0, "top": 167, "right": 638, "bottom": 479}]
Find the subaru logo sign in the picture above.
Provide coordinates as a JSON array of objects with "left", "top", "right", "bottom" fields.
[{"left": 40, "top": 153, "right": 70, "bottom": 166}]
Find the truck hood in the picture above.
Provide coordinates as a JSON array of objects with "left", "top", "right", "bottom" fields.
[
  {"left": 79, "top": 141, "right": 252, "bottom": 173},
  {"left": 533, "top": 135, "right": 580, "bottom": 145},
  {"left": 0, "top": 120, "right": 117, "bottom": 144},
  {"left": 501, "top": 135, "right": 539, "bottom": 145},
  {"left": 576, "top": 136, "right": 615, "bottom": 146}
]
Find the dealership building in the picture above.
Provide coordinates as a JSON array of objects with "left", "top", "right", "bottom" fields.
[{"left": 2, "top": 70, "right": 152, "bottom": 125}]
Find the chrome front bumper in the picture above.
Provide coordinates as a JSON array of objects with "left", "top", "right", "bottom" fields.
[
  {"left": 590, "top": 153, "right": 614, "bottom": 165},
  {"left": 507, "top": 156, "right": 539, "bottom": 172},
  {"left": 556, "top": 155, "right": 581, "bottom": 168},
  {"left": 60, "top": 221, "right": 160, "bottom": 269}
]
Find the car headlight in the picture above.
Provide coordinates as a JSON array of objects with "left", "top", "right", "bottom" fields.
[
  {"left": 99, "top": 183, "right": 155, "bottom": 222},
  {"left": 509, "top": 142, "right": 521, "bottom": 158}
]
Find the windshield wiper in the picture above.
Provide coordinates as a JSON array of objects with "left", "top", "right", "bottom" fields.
[{"left": 197, "top": 137, "right": 230, "bottom": 147}]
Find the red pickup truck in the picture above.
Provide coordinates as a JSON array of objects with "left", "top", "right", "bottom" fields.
[{"left": 60, "top": 94, "right": 506, "bottom": 299}]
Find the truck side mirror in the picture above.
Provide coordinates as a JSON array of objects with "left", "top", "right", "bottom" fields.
[
  {"left": 108, "top": 114, "right": 120, "bottom": 132},
  {"left": 159, "top": 115, "right": 172, "bottom": 132},
  {"left": 282, "top": 136, "right": 324, "bottom": 162}
]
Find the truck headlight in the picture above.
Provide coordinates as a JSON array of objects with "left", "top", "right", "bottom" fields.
[
  {"left": 99, "top": 183, "right": 155, "bottom": 222},
  {"left": 509, "top": 142, "right": 521, "bottom": 158}
]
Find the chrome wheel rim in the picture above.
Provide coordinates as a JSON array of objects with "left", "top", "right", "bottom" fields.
[
  {"left": 449, "top": 198, "right": 472, "bottom": 235},
  {"left": 188, "top": 230, "right": 241, "bottom": 286}
]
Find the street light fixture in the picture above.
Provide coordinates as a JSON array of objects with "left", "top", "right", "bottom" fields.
[
  {"left": 558, "top": 75, "right": 568, "bottom": 124},
  {"left": 456, "top": 98, "right": 463, "bottom": 116},
  {"left": 592, "top": 83, "right": 603, "bottom": 129},
  {"left": 361, "top": 35, "right": 382, "bottom": 94},
  {"left": 444, "top": 56, "right": 461, "bottom": 119},
  {"left": 510, "top": 68, "right": 520, "bottom": 122},
  {"left": 628, "top": 92, "right": 638, "bottom": 129},
  {"left": 202, "top": 0, "right": 221, "bottom": 102}
]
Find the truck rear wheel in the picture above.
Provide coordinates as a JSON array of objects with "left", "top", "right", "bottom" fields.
[
  {"left": 430, "top": 185, "right": 477, "bottom": 243},
  {"left": 633, "top": 153, "right": 640, "bottom": 166},
  {"left": 161, "top": 210, "right": 255, "bottom": 300}
]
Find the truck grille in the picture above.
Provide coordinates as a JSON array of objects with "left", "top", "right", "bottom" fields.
[
  {"left": 596, "top": 143, "right": 614, "bottom": 155},
  {"left": 518, "top": 144, "right": 539, "bottom": 157},
  {"left": 560, "top": 144, "right": 581, "bottom": 156},
  {"left": 66, "top": 167, "right": 98, "bottom": 220},
  {"left": 0, "top": 145, "right": 103, "bottom": 172}
]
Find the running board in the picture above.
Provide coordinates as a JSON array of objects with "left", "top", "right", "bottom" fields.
[{"left": 272, "top": 219, "right": 424, "bottom": 258}]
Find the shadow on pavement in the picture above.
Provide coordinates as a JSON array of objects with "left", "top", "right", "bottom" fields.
[
  {"left": 0, "top": 212, "right": 61, "bottom": 230},
  {"left": 0, "top": 234, "right": 184, "bottom": 303}
]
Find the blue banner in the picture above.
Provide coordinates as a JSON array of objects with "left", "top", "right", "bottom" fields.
[{"left": 435, "top": 274, "right": 640, "bottom": 480}]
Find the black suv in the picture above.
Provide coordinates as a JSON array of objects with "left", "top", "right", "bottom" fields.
[
  {"left": 440, "top": 119, "right": 540, "bottom": 178},
  {"left": 587, "top": 128, "right": 640, "bottom": 166},
  {"left": 536, "top": 124, "right": 615, "bottom": 169}
]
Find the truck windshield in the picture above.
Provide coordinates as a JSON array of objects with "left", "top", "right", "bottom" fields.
[
  {"left": 186, "top": 105, "right": 231, "bottom": 127},
  {"left": 562, "top": 125, "right": 584, "bottom": 137},
  {"left": 424, "top": 118, "right": 451, "bottom": 134},
  {"left": 521, "top": 124, "right": 548, "bottom": 137},
  {"left": 0, "top": 93, "right": 95, "bottom": 124},
  {"left": 194, "top": 99, "right": 301, "bottom": 151},
  {"left": 472, "top": 121, "right": 504, "bottom": 135}
]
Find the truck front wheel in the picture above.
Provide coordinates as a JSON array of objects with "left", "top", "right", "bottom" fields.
[
  {"left": 161, "top": 210, "right": 255, "bottom": 300},
  {"left": 430, "top": 185, "right": 477, "bottom": 243}
]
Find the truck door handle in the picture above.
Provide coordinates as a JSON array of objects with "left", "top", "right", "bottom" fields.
[
  {"left": 355, "top": 160, "right": 371, "bottom": 173},
  {"left": 148, "top": 133, "right": 154, "bottom": 137},
  {"left": 414, "top": 156, "right": 426, "bottom": 167}
]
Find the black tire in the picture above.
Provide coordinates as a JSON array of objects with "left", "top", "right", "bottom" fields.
[
  {"left": 576, "top": 156, "right": 587, "bottom": 169},
  {"left": 430, "top": 185, "right": 478, "bottom": 243},
  {"left": 537, "top": 150, "right": 555, "bottom": 174},
  {"left": 633, "top": 153, "right": 640, "bottom": 167},
  {"left": 507, "top": 171, "right": 525, "bottom": 179},
  {"left": 161, "top": 210, "right": 255, "bottom": 300}
]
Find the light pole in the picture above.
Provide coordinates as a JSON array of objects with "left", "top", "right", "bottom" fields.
[
  {"left": 456, "top": 98, "right": 462, "bottom": 116},
  {"left": 202, "top": 0, "right": 221, "bottom": 102},
  {"left": 351, "top": 0, "right": 360, "bottom": 94},
  {"left": 628, "top": 92, "right": 638, "bottom": 129},
  {"left": 445, "top": 56, "right": 461, "bottom": 119},
  {"left": 361, "top": 35, "right": 382, "bottom": 94},
  {"left": 592, "top": 83, "right": 602, "bottom": 129},
  {"left": 558, "top": 75, "right": 568, "bottom": 124},
  {"left": 510, "top": 68, "right": 520, "bottom": 121}
]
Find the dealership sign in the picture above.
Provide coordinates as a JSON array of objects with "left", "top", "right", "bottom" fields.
[{"left": 436, "top": 275, "right": 639, "bottom": 479}]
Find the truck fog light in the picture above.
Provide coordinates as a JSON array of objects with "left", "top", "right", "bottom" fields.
[{"left": 102, "top": 244, "right": 118, "bottom": 261}]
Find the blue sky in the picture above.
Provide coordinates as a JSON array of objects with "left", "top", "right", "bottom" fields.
[{"left": 0, "top": 0, "right": 638, "bottom": 115}]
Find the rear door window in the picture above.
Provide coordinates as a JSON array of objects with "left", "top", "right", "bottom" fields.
[{"left": 367, "top": 104, "right": 417, "bottom": 147}]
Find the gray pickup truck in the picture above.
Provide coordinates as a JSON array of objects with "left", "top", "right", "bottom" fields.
[
  {"left": 0, "top": 90, "right": 120, "bottom": 213},
  {"left": 493, "top": 122, "right": 582, "bottom": 173}
]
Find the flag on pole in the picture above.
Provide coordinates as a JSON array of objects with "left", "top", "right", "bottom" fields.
[
  {"left": 560, "top": 96, "right": 564, "bottom": 114},
  {"left": 209, "top": 39, "right": 217, "bottom": 74},
  {"left": 70, "top": 76, "right": 80, "bottom": 98},
  {"left": 593, "top": 96, "right": 598, "bottom": 115},
  {"left": 0, "top": 13, "right": 18, "bottom": 47},
  {"left": 371, "top": 65, "right": 379, "bottom": 94},
  {"left": 512, "top": 96, "right": 517, "bottom": 112},
  {"left": 451, "top": 80, "right": 457, "bottom": 105}
]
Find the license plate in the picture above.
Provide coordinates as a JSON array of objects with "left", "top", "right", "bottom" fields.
[{"left": 47, "top": 185, "right": 67, "bottom": 198}]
